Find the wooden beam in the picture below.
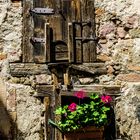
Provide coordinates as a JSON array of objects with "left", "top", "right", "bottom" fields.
[
  {"left": 44, "top": 97, "right": 50, "bottom": 140},
  {"left": 10, "top": 63, "right": 50, "bottom": 77},
  {"left": 61, "top": 85, "right": 121, "bottom": 96},
  {"left": 70, "top": 63, "right": 107, "bottom": 75},
  {"left": 34, "top": 85, "right": 54, "bottom": 97}
]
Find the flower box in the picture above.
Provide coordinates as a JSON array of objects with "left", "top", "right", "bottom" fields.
[{"left": 63, "top": 126, "right": 104, "bottom": 140}]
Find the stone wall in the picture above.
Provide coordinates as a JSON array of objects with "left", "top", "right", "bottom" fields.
[
  {"left": 95, "top": 0, "right": 140, "bottom": 139},
  {"left": 0, "top": 0, "right": 140, "bottom": 140},
  {"left": 0, "top": 1, "right": 46, "bottom": 140}
]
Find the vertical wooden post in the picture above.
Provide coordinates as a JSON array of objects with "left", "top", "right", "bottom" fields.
[
  {"left": 45, "top": 23, "right": 51, "bottom": 63},
  {"left": 44, "top": 97, "right": 50, "bottom": 140},
  {"left": 64, "top": 68, "right": 70, "bottom": 87},
  {"left": 52, "top": 68, "right": 59, "bottom": 90}
]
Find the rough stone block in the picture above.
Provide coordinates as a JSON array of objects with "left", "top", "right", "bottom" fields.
[
  {"left": 117, "top": 27, "right": 126, "bottom": 38},
  {"left": 7, "top": 88, "right": 16, "bottom": 112},
  {"left": 97, "top": 54, "right": 111, "bottom": 61},
  {"left": 0, "top": 53, "right": 7, "bottom": 60},
  {"left": 117, "top": 73, "right": 140, "bottom": 82},
  {"left": 127, "top": 65, "right": 140, "bottom": 71},
  {"left": 35, "top": 74, "right": 52, "bottom": 85},
  {"left": 99, "top": 22, "right": 116, "bottom": 37}
]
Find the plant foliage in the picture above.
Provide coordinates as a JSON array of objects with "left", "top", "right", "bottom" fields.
[{"left": 49, "top": 90, "right": 112, "bottom": 132}]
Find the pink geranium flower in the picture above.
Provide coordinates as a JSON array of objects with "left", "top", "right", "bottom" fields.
[
  {"left": 68, "top": 103, "right": 77, "bottom": 112},
  {"left": 74, "top": 90, "right": 86, "bottom": 99},
  {"left": 101, "top": 95, "right": 112, "bottom": 104}
]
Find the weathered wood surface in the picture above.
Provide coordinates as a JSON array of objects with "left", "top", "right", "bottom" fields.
[
  {"left": 22, "top": 0, "right": 34, "bottom": 62},
  {"left": 64, "top": 126, "right": 104, "bottom": 140},
  {"left": 61, "top": 84, "right": 121, "bottom": 96},
  {"left": 23, "top": 0, "right": 96, "bottom": 64},
  {"left": 35, "top": 85, "right": 54, "bottom": 97},
  {"left": 67, "top": 0, "right": 96, "bottom": 63},
  {"left": 10, "top": 63, "right": 50, "bottom": 76},
  {"left": 69, "top": 63, "right": 107, "bottom": 75},
  {"left": 44, "top": 97, "right": 50, "bottom": 140},
  {"left": 33, "top": 0, "right": 48, "bottom": 63},
  {"left": 82, "top": 0, "right": 96, "bottom": 62}
]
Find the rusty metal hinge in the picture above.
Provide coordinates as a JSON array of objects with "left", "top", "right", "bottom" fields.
[
  {"left": 31, "top": 37, "right": 45, "bottom": 43},
  {"left": 30, "top": 7, "right": 54, "bottom": 15}
]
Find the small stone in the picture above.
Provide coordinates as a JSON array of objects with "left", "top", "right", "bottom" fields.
[
  {"left": 23, "top": 78, "right": 31, "bottom": 85},
  {"left": 113, "top": 65, "right": 121, "bottom": 71},
  {"left": 117, "top": 27, "right": 126, "bottom": 38},
  {"left": 107, "top": 66, "right": 115, "bottom": 74},
  {"left": 117, "top": 73, "right": 140, "bottom": 82},
  {"left": 0, "top": 53, "right": 7, "bottom": 60},
  {"left": 7, "top": 88, "right": 16, "bottom": 111},
  {"left": 97, "top": 54, "right": 111, "bottom": 61},
  {"left": 125, "top": 34, "right": 131, "bottom": 39},
  {"left": 95, "top": 8, "right": 105, "bottom": 16},
  {"left": 99, "top": 22, "right": 116, "bottom": 37},
  {"left": 129, "top": 28, "right": 140, "bottom": 38},
  {"left": 35, "top": 74, "right": 52, "bottom": 85},
  {"left": 11, "top": 77, "right": 20, "bottom": 83},
  {"left": 79, "top": 78, "right": 94, "bottom": 84},
  {"left": 127, "top": 65, "right": 140, "bottom": 71},
  {"left": 99, "top": 39, "right": 107, "bottom": 44}
]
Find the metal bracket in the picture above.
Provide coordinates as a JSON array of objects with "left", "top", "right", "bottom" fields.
[
  {"left": 72, "top": 21, "right": 91, "bottom": 27},
  {"left": 30, "top": 7, "right": 54, "bottom": 15},
  {"left": 31, "top": 37, "right": 45, "bottom": 43}
]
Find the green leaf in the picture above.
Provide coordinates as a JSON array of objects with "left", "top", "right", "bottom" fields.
[
  {"left": 55, "top": 107, "right": 62, "bottom": 115},
  {"left": 101, "top": 114, "right": 107, "bottom": 119},
  {"left": 93, "top": 111, "right": 99, "bottom": 116},
  {"left": 90, "top": 93, "right": 99, "bottom": 99},
  {"left": 48, "top": 119, "right": 62, "bottom": 132}
]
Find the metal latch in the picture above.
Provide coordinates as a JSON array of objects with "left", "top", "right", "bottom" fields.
[
  {"left": 75, "top": 37, "right": 99, "bottom": 43},
  {"left": 30, "top": 7, "right": 54, "bottom": 15},
  {"left": 31, "top": 37, "right": 45, "bottom": 43}
]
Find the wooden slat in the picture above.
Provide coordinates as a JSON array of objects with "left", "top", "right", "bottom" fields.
[
  {"left": 82, "top": 0, "right": 96, "bottom": 62},
  {"left": 68, "top": 23, "right": 74, "bottom": 63},
  {"left": 33, "top": 0, "right": 48, "bottom": 63},
  {"left": 10, "top": 63, "right": 49, "bottom": 76},
  {"left": 45, "top": 23, "right": 51, "bottom": 62},
  {"left": 22, "top": 0, "right": 34, "bottom": 62},
  {"left": 71, "top": 0, "right": 81, "bottom": 21}
]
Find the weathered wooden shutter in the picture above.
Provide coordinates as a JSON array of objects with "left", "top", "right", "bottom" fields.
[
  {"left": 23, "top": 0, "right": 96, "bottom": 64},
  {"left": 66, "top": 0, "right": 96, "bottom": 63}
]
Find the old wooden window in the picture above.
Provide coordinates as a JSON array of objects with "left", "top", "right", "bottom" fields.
[{"left": 22, "top": 0, "right": 96, "bottom": 64}]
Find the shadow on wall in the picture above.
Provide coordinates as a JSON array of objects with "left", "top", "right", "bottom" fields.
[
  {"left": 0, "top": 98, "right": 24, "bottom": 140},
  {"left": 136, "top": 104, "right": 140, "bottom": 122}
]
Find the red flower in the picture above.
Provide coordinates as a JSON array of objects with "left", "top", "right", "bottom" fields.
[
  {"left": 68, "top": 103, "right": 77, "bottom": 112},
  {"left": 74, "top": 90, "right": 86, "bottom": 99},
  {"left": 101, "top": 95, "right": 112, "bottom": 103}
]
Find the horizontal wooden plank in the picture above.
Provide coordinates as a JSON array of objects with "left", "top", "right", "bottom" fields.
[
  {"left": 61, "top": 85, "right": 121, "bottom": 96},
  {"left": 10, "top": 63, "right": 50, "bottom": 77},
  {"left": 70, "top": 63, "right": 107, "bottom": 75},
  {"left": 34, "top": 85, "right": 54, "bottom": 97}
]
